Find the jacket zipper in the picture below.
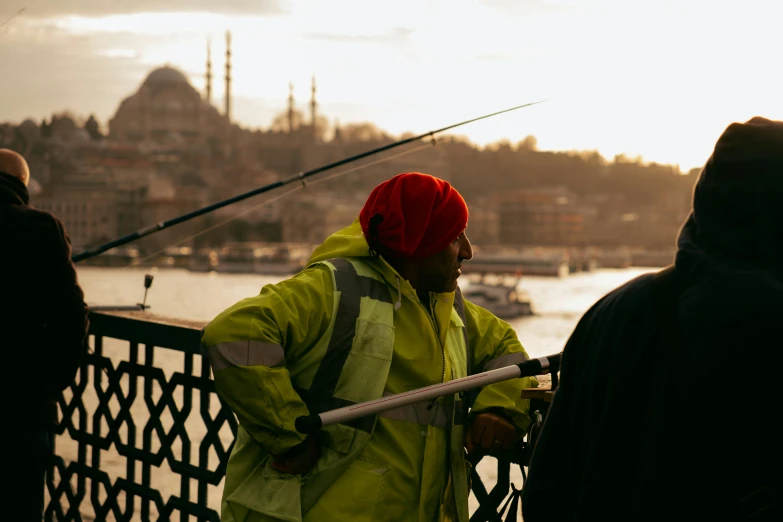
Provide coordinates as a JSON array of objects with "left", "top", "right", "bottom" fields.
[{"left": 418, "top": 296, "right": 446, "bottom": 383}]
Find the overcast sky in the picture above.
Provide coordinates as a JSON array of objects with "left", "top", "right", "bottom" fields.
[{"left": 2, "top": 0, "right": 783, "bottom": 170}]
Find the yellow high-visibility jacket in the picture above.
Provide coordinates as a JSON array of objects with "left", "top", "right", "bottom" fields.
[{"left": 202, "top": 219, "right": 537, "bottom": 522}]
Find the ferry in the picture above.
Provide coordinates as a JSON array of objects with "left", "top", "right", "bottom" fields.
[
  {"left": 462, "top": 274, "right": 535, "bottom": 319},
  {"left": 213, "top": 242, "right": 307, "bottom": 275},
  {"left": 464, "top": 253, "right": 570, "bottom": 278}
]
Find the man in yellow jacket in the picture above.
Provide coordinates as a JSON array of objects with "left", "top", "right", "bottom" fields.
[{"left": 202, "top": 172, "right": 538, "bottom": 522}]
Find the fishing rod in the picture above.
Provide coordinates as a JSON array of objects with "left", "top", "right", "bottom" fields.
[
  {"left": 294, "top": 352, "right": 561, "bottom": 434},
  {"left": 72, "top": 100, "right": 546, "bottom": 262},
  {"left": 0, "top": 7, "right": 26, "bottom": 31}
]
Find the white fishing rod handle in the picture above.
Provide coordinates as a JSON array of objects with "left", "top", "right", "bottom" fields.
[{"left": 294, "top": 352, "right": 562, "bottom": 434}]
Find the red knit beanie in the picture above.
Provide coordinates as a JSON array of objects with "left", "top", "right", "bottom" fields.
[{"left": 359, "top": 172, "right": 469, "bottom": 259}]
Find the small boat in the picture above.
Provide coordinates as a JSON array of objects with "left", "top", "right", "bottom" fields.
[
  {"left": 213, "top": 243, "right": 306, "bottom": 275},
  {"left": 155, "top": 246, "right": 194, "bottom": 268},
  {"left": 462, "top": 275, "right": 534, "bottom": 319},
  {"left": 464, "top": 253, "right": 570, "bottom": 278},
  {"left": 81, "top": 246, "right": 140, "bottom": 267}
]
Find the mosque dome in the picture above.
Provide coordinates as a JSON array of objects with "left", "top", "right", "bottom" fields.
[
  {"left": 142, "top": 66, "right": 191, "bottom": 88},
  {"left": 109, "top": 57, "right": 232, "bottom": 144}
]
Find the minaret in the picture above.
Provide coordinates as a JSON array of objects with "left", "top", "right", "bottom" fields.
[
  {"left": 224, "top": 30, "right": 232, "bottom": 121},
  {"left": 333, "top": 118, "right": 342, "bottom": 142},
  {"left": 287, "top": 82, "right": 295, "bottom": 133},
  {"left": 310, "top": 75, "right": 318, "bottom": 140},
  {"left": 205, "top": 37, "right": 212, "bottom": 104}
]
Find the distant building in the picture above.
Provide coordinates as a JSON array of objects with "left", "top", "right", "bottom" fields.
[
  {"left": 33, "top": 180, "right": 120, "bottom": 249},
  {"left": 281, "top": 194, "right": 362, "bottom": 245},
  {"left": 134, "top": 175, "right": 211, "bottom": 254},
  {"left": 467, "top": 205, "right": 500, "bottom": 246},
  {"left": 108, "top": 66, "right": 230, "bottom": 148},
  {"left": 498, "top": 187, "right": 586, "bottom": 247}
]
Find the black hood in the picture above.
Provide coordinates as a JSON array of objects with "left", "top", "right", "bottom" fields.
[
  {"left": 677, "top": 116, "right": 783, "bottom": 275},
  {"left": 0, "top": 171, "right": 29, "bottom": 206},
  {"left": 675, "top": 117, "right": 783, "bottom": 338}
]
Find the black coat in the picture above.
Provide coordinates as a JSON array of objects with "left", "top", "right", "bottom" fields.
[
  {"left": 0, "top": 172, "right": 89, "bottom": 426},
  {"left": 522, "top": 117, "right": 783, "bottom": 522}
]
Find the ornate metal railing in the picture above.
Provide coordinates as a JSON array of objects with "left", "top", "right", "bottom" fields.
[{"left": 46, "top": 310, "right": 549, "bottom": 521}]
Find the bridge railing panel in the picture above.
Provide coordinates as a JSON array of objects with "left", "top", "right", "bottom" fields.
[{"left": 46, "top": 310, "right": 528, "bottom": 522}]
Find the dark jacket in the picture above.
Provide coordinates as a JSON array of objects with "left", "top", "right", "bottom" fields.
[
  {"left": 0, "top": 172, "right": 89, "bottom": 427},
  {"left": 522, "top": 117, "right": 783, "bottom": 522}
]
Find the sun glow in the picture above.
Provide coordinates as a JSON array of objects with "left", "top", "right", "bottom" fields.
[{"left": 4, "top": 0, "right": 783, "bottom": 170}]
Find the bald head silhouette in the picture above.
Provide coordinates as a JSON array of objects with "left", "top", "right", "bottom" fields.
[{"left": 0, "top": 149, "right": 30, "bottom": 187}]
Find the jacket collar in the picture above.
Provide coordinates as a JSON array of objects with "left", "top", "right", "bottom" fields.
[{"left": 0, "top": 171, "right": 29, "bottom": 206}]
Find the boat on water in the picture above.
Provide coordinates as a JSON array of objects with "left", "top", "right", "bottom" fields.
[
  {"left": 156, "top": 246, "right": 193, "bottom": 268},
  {"left": 567, "top": 247, "right": 598, "bottom": 273},
  {"left": 79, "top": 246, "right": 140, "bottom": 267},
  {"left": 463, "top": 253, "right": 570, "bottom": 278},
  {"left": 188, "top": 242, "right": 309, "bottom": 275},
  {"left": 462, "top": 274, "right": 534, "bottom": 319}
]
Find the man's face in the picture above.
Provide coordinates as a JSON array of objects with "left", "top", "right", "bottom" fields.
[{"left": 415, "top": 231, "right": 474, "bottom": 293}]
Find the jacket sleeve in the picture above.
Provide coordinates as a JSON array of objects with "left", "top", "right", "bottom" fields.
[
  {"left": 202, "top": 265, "right": 334, "bottom": 455},
  {"left": 464, "top": 299, "right": 538, "bottom": 432},
  {"left": 44, "top": 217, "right": 90, "bottom": 395}
]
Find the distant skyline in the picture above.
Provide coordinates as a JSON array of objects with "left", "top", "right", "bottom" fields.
[{"left": 3, "top": 0, "right": 783, "bottom": 171}]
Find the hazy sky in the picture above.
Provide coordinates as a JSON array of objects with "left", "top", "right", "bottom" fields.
[{"left": 2, "top": 0, "right": 782, "bottom": 170}]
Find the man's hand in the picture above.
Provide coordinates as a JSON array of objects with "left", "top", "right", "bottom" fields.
[
  {"left": 465, "top": 412, "right": 517, "bottom": 455},
  {"left": 270, "top": 435, "right": 320, "bottom": 475}
]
